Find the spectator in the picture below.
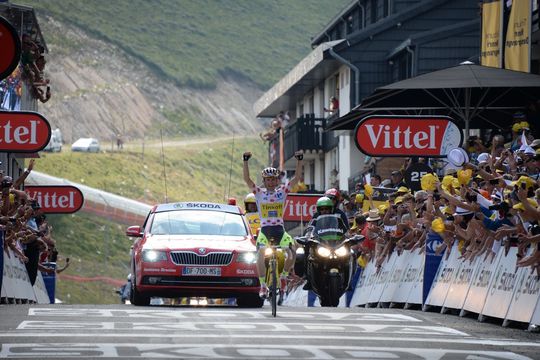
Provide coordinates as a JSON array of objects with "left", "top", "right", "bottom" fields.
[
  {"left": 390, "top": 170, "right": 406, "bottom": 188},
  {"left": 324, "top": 96, "right": 339, "bottom": 115}
]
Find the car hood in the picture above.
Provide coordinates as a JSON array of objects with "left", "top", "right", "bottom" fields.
[{"left": 143, "top": 234, "right": 256, "bottom": 252}]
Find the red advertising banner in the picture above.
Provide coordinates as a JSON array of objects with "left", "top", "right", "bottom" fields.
[
  {"left": 283, "top": 193, "right": 323, "bottom": 222},
  {"left": 0, "top": 16, "right": 21, "bottom": 81},
  {"left": 354, "top": 115, "right": 463, "bottom": 157},
  {"left": 0, "top": 111, "right": 51, "bottom": 152},
  {"left": 25, "top": 186, "right": 84, "bottom": 214}
]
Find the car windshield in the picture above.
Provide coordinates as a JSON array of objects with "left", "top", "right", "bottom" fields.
[{"left": 150, "top": 210, "right": 247, "bottom": 236}]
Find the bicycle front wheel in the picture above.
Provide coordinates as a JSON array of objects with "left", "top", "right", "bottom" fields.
[{"left": 270, "top": 258, "right": 277, "bottom": 317}]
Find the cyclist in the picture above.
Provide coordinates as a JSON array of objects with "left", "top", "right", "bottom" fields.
[
  {"left": 242, "top": 150, "right": 304, "bottom": 298},
  {"left": 243, "top": 193, "right": 261, "bottom": 238}
]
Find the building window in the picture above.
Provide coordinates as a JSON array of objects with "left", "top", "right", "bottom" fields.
[
  {"left": 383, "top": 0, "right": 390, "bottom": 17},
  {"left": 370, "top": 0, "right": 378, "bottom": 23}
]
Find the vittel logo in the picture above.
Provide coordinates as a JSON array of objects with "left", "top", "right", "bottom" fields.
[
  {"left": 25, "top": 186, "right": 84, "bottom": 214},
  {"left": 0, "top": 111, "right": 51, "bottom": 152},
  {"left": 354, "top": 115, "right": 463, "bottom": 157}
]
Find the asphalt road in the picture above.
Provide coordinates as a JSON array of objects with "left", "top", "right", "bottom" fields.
[{"left": 0, "top": 304, "right": 539, "bottom": 359}]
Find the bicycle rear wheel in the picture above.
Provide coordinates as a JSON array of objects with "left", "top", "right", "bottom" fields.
[{"left": 270, "top": 258, "right": 277, "bottom": 317}]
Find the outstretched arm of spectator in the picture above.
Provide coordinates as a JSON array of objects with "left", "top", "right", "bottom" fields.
[
  {"left": 13, "top": 159, "right": 35, "bottom": 189},
  {"left": 517, "top": 188, "right": 540, "bottom": 220},
  {"left": 436, "top": 183, "right": 478, "bottom": 212}
]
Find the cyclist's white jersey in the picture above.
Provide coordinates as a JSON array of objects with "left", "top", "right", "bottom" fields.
[{"left": 250, "top": 181, "right": 291, "bottom": 227}]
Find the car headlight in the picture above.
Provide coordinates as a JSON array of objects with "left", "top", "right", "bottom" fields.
[
  {"left": 316, "top": 246, "right": 332, "bottom": 258},
  {"left": 237, "top": 251, "right": 257, "bottom": 264},
  {"left": 334, "top": 246, "right": 349, "bottom": 257},
  {"left": 142, "top": 250, "right": 167, "bottom": 262}
]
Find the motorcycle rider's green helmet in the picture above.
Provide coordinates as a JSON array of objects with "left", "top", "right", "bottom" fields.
[{"left": 316, "top": 196, "right": 334, "bottom": 212}]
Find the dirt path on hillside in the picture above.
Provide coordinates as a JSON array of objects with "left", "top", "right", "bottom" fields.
[{"left": 123, "top": 134, "right": 259, "bottom": 149}]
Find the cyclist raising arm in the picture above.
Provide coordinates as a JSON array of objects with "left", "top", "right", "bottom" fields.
[{"left": 243, "top": 150, "right": 303, "bottom": 298}]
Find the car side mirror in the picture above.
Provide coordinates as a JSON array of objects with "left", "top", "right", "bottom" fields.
[{"left": 126, "top": 225, "right": 143, "bottom": 237}]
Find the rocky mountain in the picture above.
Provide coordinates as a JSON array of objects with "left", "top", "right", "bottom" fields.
[{"left": 38, "top": 15, "right": 265, "bottom": 144}]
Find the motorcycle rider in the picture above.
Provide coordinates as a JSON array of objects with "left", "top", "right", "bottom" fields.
[
  {"left": 302, "top": 196, "right": 349, "bottom": 290},
  {"left": 242, "top": 150, "right": 304, "bottom": 298},
  {"left": 315, "top": 188, "right": 350, "bottom": 232}
]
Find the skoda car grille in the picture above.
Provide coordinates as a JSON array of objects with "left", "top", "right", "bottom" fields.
[{"left": 170, "top": 251, "right": 233, "bottom": 266}]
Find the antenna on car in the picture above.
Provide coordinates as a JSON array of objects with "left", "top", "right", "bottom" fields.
[
  {"left": 160, "top": 129, "right": 168, "bottom": 203},
  {"left": 225, "top": 133, "right": 235, "bottom": 200}
]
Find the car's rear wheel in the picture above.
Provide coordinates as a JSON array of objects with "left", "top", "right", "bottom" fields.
[
  {"left": 236, "top": 294, "right": 264, "bottom": 308},
  {"left": 131, "top": 282, "right": 150, "bottom": 306}
]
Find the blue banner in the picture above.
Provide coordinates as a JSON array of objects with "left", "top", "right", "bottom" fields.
[
  {"left": 423, "top": 231, "right": 444, "bottom": 303},
  {"left": 40, "top": 262, "right": 56, "bottom": 304}
]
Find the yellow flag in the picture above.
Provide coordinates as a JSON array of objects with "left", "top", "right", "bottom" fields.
[
  {"left": 504, "top": 0, "right": 531, "bottom": 72},
  {"left": 481, "top": 0, "right": 503, "bottom": 68}
]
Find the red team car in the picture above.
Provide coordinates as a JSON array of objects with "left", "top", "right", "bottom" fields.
[{"left": 126, "top": 202, "right": 263, "bottom": 307}]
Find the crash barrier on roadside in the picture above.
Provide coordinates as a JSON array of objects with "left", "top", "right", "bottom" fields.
[
  {"left": 284, "top": 243, "right": 540, "bottom": 329},
  {"left": 1, "top": 248, "right": 52, "bottom": 304}
]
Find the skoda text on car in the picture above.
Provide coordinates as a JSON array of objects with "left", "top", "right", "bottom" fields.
[{"left": 126, "top": 202, "right": 263, "bottom": 307}]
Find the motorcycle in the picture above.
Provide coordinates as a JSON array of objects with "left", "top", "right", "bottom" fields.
[{"left": 296, "top": 214, "right": 363, "bottom": 307}]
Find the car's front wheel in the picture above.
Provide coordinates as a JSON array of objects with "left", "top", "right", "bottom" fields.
[
  {"left": 131, "top": 282, "right": 150, "bottom": 306},
  {"left": 236, "top": 294, "right": 264, "bottom": 308}
]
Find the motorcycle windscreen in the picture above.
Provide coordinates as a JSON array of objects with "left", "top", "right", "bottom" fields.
[{"left": 313, "top": 214, "right": 346, "bottom": 245}]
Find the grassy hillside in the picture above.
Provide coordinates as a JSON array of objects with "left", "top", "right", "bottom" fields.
[
  {"left": 37, "top": 137, "right": 268, "bottom": 304},
  {"left": 23, "top": 0, "right": 349, "bottom": 89}
]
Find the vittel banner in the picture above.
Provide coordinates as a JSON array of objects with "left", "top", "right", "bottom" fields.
[
  {"left": 25, "top": 186, "right": 84, "bottom": 214},
  {"left": 0, "top": 111, "right": 51, "bottom": 152},
  {"left": 354, "top": 115, "right": 463, "bottom": 157},
  {"left": 283, "top": 193, "right": 322, "bottom": 222},
  {"left": 0, "top": 16, "right": 21, "bottom": 81}
]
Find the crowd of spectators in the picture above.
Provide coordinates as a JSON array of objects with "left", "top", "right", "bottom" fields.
[
  {"left": 1, "top": 160, "right": 69, "bottom": 291},
  {"left": 327, "top": 121, "right": 540, "bottom": 276}
]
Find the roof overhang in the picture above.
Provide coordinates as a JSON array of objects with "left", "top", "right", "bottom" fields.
[{"left": 254, "top": 40, "right": 344, "bottom": 118}]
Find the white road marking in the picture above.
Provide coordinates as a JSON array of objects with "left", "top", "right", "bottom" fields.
[
  {"left": 16, "top": 321, "right": 469, "bottom": 336},
  {"left": 27, "top": 308, "right": 422, "bottom": 322},
  {"left": 0, "top": 343, "right": 533, "bottom": 359},
  {"left": 0, "top": 333, "right": 538, "bottom": 347}
]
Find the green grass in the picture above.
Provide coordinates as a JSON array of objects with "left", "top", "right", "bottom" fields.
[
  {"left": 23, "top": 0, "right": 349, "bottom": 89},
  {"left": 35, "top": 137, "right": 268, "bottom": 303}
]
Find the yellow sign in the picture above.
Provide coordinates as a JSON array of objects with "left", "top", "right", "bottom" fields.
[
  {"left": 504, "top": 0, "right": 531, "bottom": 72},
  {"left": 260, "top": 203, "right": 283, "bottom": 219},
  {"left": 481, "top": 0, "right": 503, "bottom": 68}
]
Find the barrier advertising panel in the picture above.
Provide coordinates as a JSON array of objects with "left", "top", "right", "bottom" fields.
[
  {"left": 349, "top": 259, "right": 376, "bottom": 306},
  {"left": 25, "top": 185, "right": 84, "bottom": 214},
  {"left": 405, "top": 251, "right": 425, "bottom": 306},
  {"left": 504, "top": 248, "right": 540, "bottom": 324},
  {"left": 443, "top": 257, "right": 479, "bottom": 311},
  {"left": 424, "top": 244, "right": 461, "bottom": 308},
  {"left": 462, "top": 251, "right": 499, "bottom": 315},
  {"left": 481, "top": 247, "right": 519, "bottom": 320}
]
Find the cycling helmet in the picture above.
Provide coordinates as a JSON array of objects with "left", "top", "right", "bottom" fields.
[
  {"left": 244, "top": 193, "right": 256, "bottom": 204},
  {"left": 316, "top": 196, "right": 334, "bottom": 211},
  {"left": 261, "top": 167, "right": 280, "bottom": 178},
  {"left": 324, "top": 188, "right": 341, "bottom": 201}
]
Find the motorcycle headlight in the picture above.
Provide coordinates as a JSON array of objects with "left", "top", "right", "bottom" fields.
[
  {"left": 264, "top": 247, "right": 274, "bottom": 256},
  {"left": 142, "top": 250, "right": 167, "bottom": 262},
  {"left": 316, "top": 246, "right": 332, "bottom": 258},
  {"left": 237, "top": 251, "right": 257, "bottom": 264},
  {"left": 334, "top": 246, "right": 349, "bottom": 257}
]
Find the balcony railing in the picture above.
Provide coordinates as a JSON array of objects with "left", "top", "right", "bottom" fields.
[{"left": 267, "top": 114, "right": 340, "bottom": 166}]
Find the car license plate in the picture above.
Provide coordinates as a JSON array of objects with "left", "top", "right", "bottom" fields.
[{"left": 182, "top": 267, "right": 221, "bottom": 276}]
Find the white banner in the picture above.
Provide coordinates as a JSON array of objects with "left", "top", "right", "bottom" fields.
[
  {"left": 349, "top": 258, "right": 376, "bottom": 306},
  {"left": 424, "top": 244, "right": 461, "bottom": 308},
  {"left": 379, "top": 252, "right": 401, "bottom": 303},
  {"left": 33, "top": 272, "right": 51, "bottom": 304},
  {"left": 405, "top": 250, "right": 426, "bottom": 306},
  {"left": 481, "top": 247, "right": 519, "bottom": 320},
  {"left": 368, "top": 257, "right": 395, "bottom": 304},
  {"left": 443, "top": 256, "right": 479, "bottom": 311},
  {"left": 504, "top": 248, "right": 540, "bottom": 324},
  {"left": 461, "top": 251, "right": 499, "bottom": 315},
  {"left": 2, "top": 249, "right": 36, "bottom": 302}
]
